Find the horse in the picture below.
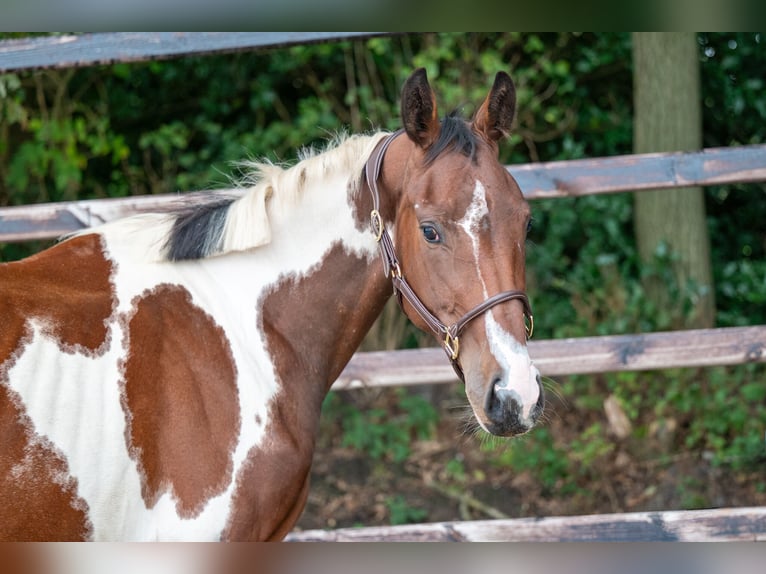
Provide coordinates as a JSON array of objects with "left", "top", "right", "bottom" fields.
[{"left": 0, "top": 68, "right": 543, "bottom": 541}]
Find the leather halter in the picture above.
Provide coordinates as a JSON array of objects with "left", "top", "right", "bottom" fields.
[{"left": 364, "top": 130, "right": 534, "bottom": 381}]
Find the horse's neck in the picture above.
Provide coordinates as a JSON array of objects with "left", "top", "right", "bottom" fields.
[
  {"left": 259, "top": 243, "right": 391, "bottom": 400},
  {"left": 243, "top": 147, "right": 403, "bottom": 404}
]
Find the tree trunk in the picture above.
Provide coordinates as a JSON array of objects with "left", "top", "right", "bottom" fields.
[{"left": 632, "top": 32, "right": 715, "bottom": 329}]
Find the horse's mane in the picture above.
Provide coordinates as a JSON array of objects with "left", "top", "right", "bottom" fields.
[
  {"left": 424, "top": 110, "right": 478, "bottom": 166},
  {"left": 87, "top": 115, "right": 477, "bottom": 263},
  {"left": 162, "top": 132, "right": 389, "bottom": 261}
]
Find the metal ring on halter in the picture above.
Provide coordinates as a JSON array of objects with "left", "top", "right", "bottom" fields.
[
  {"left": 444, "top": 331, "right": 460, "bottom": 361},
  {"left": 370, "top": 210, "right": 384, "bottom": 243},
  {"left": 526, "top": 314, "right": 534, "bottom": 340}
]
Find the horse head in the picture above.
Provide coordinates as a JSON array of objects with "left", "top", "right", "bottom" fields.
[{"left": 374, "top": 68, "right": 543, "bottom": 437}]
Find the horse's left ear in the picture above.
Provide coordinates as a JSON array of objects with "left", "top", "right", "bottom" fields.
[{"left": 473, "top": 71, "right": 516, "bottom": 143}]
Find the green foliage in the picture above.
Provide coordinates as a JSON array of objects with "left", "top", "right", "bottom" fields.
[
  {"left": 444, "top": 457, "right": 467, "bottom": 482},
  {"left": 482, "top": 363, "right": 765, "bottom": 506},
  {"left": 698, "top": 33, "right": 766, "bottom": 327},
  {"left": 664, "top": 365, "right": 765, "bottom": 469},
  {"left": 1, "top": 70, "right": 129, "bottom": 206},
  {"left": 484, "top": 427, "right": 575, "bottom": 494},
  {"left": 678, "top": 365, "right": 766, "bottom": 468},
  {"left": 384, "top": 495, "right": 428, "bottom": 526},
  {"left": 322, "top": 389, "right": 438, "bottom": 464}
]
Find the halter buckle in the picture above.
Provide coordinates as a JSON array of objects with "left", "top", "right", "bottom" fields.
[
  {"left": 370, "top": 210, "right": 384, "bottom": 243},
  {"left": 525, "top": 314, "right": 534, "bottom": 340},
  {"left": 444, "top": 331, "right": 460, "bottom": 361}
]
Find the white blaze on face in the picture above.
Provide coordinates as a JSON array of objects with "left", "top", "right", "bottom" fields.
[
  {"left": 458, "top": 180, "right": 540, "bottom": 420},
  {"left": 485, "top": 314, "right": 541, "bottom": 420}
]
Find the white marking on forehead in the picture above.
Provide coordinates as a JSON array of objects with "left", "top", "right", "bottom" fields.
[
  {"left": 459, "top": 180, "right": 489, "bottom": 241},
  {"left": 458, "top": 180, "right": 489, "bottom": 296}
]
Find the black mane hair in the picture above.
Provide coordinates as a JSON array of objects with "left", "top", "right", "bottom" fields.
[
  {"left": 164, "top": 196, "right": 236, "bottom": 261},
  {"left": 423, "top": 110, "right": 477, "bottom": 166}
]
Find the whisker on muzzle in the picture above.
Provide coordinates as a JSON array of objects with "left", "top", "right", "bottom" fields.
[
  {"left": 534, "top": 375, "right": 567, "bottom": 427},
  {"left": 540, "top": 375, "right": 566, "bottom": 404},
  {"left": 448, "top": 402, "right": 483, "bottom": 439}
]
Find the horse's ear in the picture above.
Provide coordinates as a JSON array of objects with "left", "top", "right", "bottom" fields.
[
  {"left": 400, "top": 68, "right": 440, "bottom": 149},
  {"left": 474, "top": 71, "right": 516, "bottom": 143}
]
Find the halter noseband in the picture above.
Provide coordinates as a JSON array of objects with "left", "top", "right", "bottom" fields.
[{"left": 364, "top": 131, "right": 534, "bottom": 381}]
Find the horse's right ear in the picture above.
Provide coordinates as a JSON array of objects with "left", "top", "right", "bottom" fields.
[{"left": 400, "top": 68, "right": 440, "bottom": 149}]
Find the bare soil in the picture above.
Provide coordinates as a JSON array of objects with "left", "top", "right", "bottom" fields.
[{"left": 294, "top": 382, "right": 766, "bottom": 534}]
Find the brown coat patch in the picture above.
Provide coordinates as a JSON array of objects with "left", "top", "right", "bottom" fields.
[
  {"left": 220, "top": 437, "right": 312, "bottom": 541},
  {"left": 0, "top": 233, "right": 115, "bottom": 541},
  {"left": 0, "top": 234, "right": 115, "bottom": 365},
  {"left": 121, "top": 284, "right": 240, "bottom": 518},
  {"left": 0, "top": 385, "right": 93, "bottom": 541},
  {"left": 223, "top": 243, "right": 389, "bottom": 540}
]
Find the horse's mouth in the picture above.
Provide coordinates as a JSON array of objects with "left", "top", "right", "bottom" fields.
[{"left": 478, "top": 377, "right": 545, "bottom": 437}]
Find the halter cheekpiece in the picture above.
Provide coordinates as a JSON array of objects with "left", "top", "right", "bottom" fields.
[{"left": 364, "top": 131, "right": 534, "bottom": 381}]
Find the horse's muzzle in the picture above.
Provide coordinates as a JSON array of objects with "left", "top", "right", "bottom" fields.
[{"left": 482, "top": 373, "right": 545, "bottom": 436}]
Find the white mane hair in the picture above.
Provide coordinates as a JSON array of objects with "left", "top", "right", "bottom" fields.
[
  {"left": 76, "top": 131, "right": 390, "bottom": 262},
  {"left": 220, "top": 131, "right": 388, "bottom": 256}
]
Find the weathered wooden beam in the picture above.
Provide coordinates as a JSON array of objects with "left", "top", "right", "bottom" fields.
[
  {"left": 0, "top": 32, "right": 393, "bottom": 73},
  {"left": 2, "top": 145, "right": 764, "bottom": 244},
  {"left": 0, "top": 190, "right": 244, "bottom": 243},
  {"left": 332, "top": 325, "right": 766, "bottom": 390},
  {"left": 512, "top": 143, "right": 766, "bottom": 199},
  {"left": 286, "top": 506, "right": 766, "bottom": 542}
]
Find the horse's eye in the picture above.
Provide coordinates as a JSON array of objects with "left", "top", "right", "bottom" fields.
[
  {"left": 421, "top": 225, "right": 440, "bottom": 243},
  {"left": 526, "top": 218, "right": 533, "bottom": 234}
]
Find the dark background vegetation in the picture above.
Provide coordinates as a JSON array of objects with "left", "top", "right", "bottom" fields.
[{"left": 1, "top": 32, "right": 764, "bottom": 528}]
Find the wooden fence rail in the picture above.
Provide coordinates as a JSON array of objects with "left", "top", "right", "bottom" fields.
[
  {"left": 0, "top": 32, "right": 392, "bottom": 73},
  {"left": 2, "top": 144, "right": 765, "bottom": 243},
  {"left": 333, "top": 325, "right": 766, "bottom": 390},
  {"left": 286, "top": 506, "right": 766, "bottom": 542}
]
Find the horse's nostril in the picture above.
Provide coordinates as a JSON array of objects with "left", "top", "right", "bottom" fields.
[
  {"left": 483, "top": 374, "right": 543, "bottom": 437},
  {"left": 484, "top": 374, "right": 504, "bottom": 414},
  {"left": 484, "top": 376, "right": 513, "bottom": 420}
]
